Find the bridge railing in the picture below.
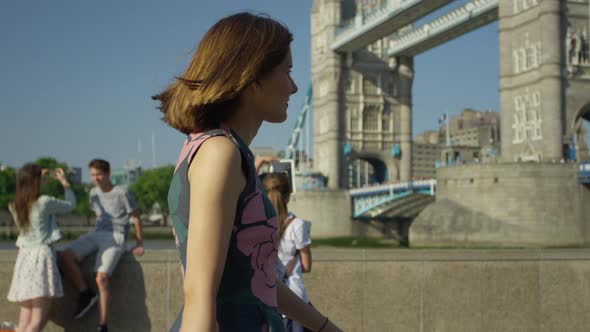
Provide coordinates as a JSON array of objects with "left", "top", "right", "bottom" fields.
[
  {"left": 350, "top": 179, "right": 436, "bottom": 218},
  {"left": 579, "top": 161, "right": 590, "bottom": 184},
  {"left": 387, "top": 0, "right": 498, "bottom": 56},
  {"left": 335, "top": 0, "right": 421, "bottom": 38},
  {"left": 350, "top": 179, "right": 436, "bottom": 197}
]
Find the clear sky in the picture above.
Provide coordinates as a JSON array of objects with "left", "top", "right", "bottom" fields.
[{"left": 1, "top": 0, "right": 503, "bottom": 179}]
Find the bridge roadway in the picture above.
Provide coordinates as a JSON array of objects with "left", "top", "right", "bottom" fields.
[
  {"left": 332, "top": 0, "right": 454, "bottom": 52},
  {"left": 333, "top": 0, "right": 499, "bottom": 57},
  {"left": 350, "top": 179, "right": 436, "bottom": 218},
  {"left": 387, "top": 0, "right": 498, "bottom": 56}
]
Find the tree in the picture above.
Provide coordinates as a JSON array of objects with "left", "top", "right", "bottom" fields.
[
  {"left": 34, "top": 157, "right": 91, "bottom": 218},
  {"left": 0, "top": 167, "right": 16, "bottom": 211},
  {"left": 131, "top": 166, "right": 174, "bottom": 226},
  {"left": 72, "top": 183, "right": 93, "bottom": 224},
  {"left": 35, "top": 157, "right": 69, "bottom": 198},
  {"left": 0, "top": 158, "right": 91, "bottom": 219}
]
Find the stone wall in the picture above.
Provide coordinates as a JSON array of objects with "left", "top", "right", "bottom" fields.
[
  {"left": 288, "top": 190, "right": 398, "bottom": 239},
  {"left": 288, "top": 190, "right": 352, "bottom": 237},
  {"left": 1, "top": 248, "right": 590, "bottom": 331},
  {"left": 411, "top": 163, "right": 590, "bottom": 247}
]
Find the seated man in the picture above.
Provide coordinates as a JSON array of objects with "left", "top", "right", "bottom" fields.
[{"left": 59, "top": 159, "right": 144, "bottom": 332}]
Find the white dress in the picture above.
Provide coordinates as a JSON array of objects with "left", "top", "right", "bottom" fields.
[
  {"left": 7, "top": 193, "right": 75, "bottom": 302},
  {"left": 7, "top": 245, "right": 63, "bottom": 302},
  {"left": 277, "top": 214, "right": 312, "bottom": 332}
]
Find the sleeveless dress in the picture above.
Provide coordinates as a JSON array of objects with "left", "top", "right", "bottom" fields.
[{"left": 168, "top": 128, "right": 284, "bottom": 332}]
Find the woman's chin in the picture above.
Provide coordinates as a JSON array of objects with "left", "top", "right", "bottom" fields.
[{"left": 266, "top": 113, "right": 288, "bottom": 124}]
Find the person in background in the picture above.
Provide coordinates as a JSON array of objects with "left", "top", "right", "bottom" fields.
[
  {"left": 8, "top": 165, "right": 76, "bottom": 332},
  {"left": 58, "top": 159, "right": 143, "bottom": 332},
  {"left": 263, "top": 172, "right": 313, "bottom": 332}
]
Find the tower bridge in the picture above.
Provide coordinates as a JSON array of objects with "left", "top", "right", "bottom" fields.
[{"left": 286, "top": 0, "right": 590, "bottom": 246}]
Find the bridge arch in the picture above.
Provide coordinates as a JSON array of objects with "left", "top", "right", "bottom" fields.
[
  {"left": 572, "top": 102, "right": 590, "bottom": 161},
  {"left": 346, "top": 153, "right": 396, "bottom": 188}
]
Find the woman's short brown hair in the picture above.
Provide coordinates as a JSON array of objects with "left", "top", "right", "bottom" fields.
[{"left": 153, "top": 12, "right": 293, "bottom": 134}]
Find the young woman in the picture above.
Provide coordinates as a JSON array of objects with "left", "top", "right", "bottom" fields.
[
  {"left": 263, "top": 172, "right": 313, "bottom": 332},
  {"left": 154, "top": 12, "right": 342, "bottom": 332},
  {"left": 7, "top": 165, "right": 76, "bottom": 332}
]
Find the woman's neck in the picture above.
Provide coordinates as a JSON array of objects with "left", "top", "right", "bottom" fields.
[{"left": 223, "top": 110, "right": 263, "bottom": 146}]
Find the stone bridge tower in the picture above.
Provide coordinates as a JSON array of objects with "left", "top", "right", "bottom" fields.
[
  {"left": 499, "top": 0, "right": 590, "bottom": 162},
  {"left": 311, "top": 0, "right": 414, "bottom": 189}
]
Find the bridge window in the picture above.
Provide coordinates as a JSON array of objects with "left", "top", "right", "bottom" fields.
[
  {"left": 384, "top": 76, "right": 396, "bottom": 96},
  {"left": 534, "top": 124, "right": 542, "bottom": 140},
  {"left": 519, "top": 49, "right": 526, "bottom": 71},
  {"left": 526, "top": 47, "right": 535, "bottom": 69},
  {"left": 514, "top": 0, "right": 539, "bottom": 14},
  {"left": 512, "top": 90, "right": 543, "bottom": 143},
  {"left": 363, "top": 106, "right": 379, "bottom": 131},
  {"left": 350, "top": 107, "right": 360, "bottom": 132},
  {"left": 533, "top": 91, "right": 540, "bottom": 106},
  {"left": 363, "top": 74, "right": 379, "bottom": 95},
  {"left": 382, "top": 108, "right": 392, "bottom": 132},
  {"left": 513, "top": 50, "right": 520, "bottom": 73}
]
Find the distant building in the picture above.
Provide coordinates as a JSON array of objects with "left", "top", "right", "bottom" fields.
[
  {"left": 110, "top": 160, "right": 142, "bottom": 187},
  {"left": 415, "top": 130, "right": 440, "bottom": 144},
  {"left": 413, "top": 108, "right": 501, "bottom": 176},
  {"left": 67, "top": 167, "right": 82, "bottom": 184},
  {"left": 412, "top": 143, "right": 441, "bottom": 179},
  {"left": 441, "top": 108, "right": 500, "bottom": 148}
]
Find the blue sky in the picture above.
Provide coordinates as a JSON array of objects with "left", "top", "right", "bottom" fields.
[{"left": 0, "top": 0, "right": 501, "bottom": 179}]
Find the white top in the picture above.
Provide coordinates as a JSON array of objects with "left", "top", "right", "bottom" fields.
[{"left": 277, "top": 213, "right": 312, "bottom": 303}]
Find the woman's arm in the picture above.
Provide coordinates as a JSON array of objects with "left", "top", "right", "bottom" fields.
[
  {"left": 254, "top": 155, "right": 278, "bottom": 174},
  {"left": 277, "top": 281, "right": 343, "bottom": 332},
  {"left": 180, "top": 137, "right": 246, "bottom": 332},
  {"left": 44, "top": 168, "right": 76, "bottom": 214},
  {"left": 299, "top": 245, "right": 312, "bottom": 273}
]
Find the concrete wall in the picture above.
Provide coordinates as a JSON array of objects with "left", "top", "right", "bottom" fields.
[
  {"left": 289, "top": 190, "right": 352, "bottom": 237},
  {"left": 1, "top": 248, "right": 590, "bottom": 331},
  {"left": 411, "top": 163, "right": 590, "bottom": 247},
  {"left": 289, "top": 190, "right": 398, "bottom": 238}
]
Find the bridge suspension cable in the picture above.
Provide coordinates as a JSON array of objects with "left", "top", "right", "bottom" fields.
[{"left": 285, "top": 85, "right": 313, "bottom": 171}]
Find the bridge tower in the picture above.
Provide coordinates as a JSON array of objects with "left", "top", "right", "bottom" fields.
[
  {"left": 311, "top": 0, "right": 414, "bottom": 189},
  {"left": 499, "top": 0, "right": 590, "bottom": 162}
]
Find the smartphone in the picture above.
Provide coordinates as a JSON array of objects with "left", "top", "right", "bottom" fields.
[{"left": 269, "top": 159, "right": 296, "bottom": 193}]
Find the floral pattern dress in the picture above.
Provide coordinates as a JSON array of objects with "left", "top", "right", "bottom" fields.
[{"left": 168, "top": 128, "right": 283, "bottom": 332}]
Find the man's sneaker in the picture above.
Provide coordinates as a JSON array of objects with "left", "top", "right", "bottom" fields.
[
  {"left": 96, "top": 324, "right": 108, "bottom": 332},
  {"left": 73, "top": 289, "right": 99, "bottom": 320}
]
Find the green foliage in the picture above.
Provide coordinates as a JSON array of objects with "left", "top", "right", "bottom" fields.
[
  {"left": 0, "top": 157, "right": 92, "bottom": 216},
  {"left": 131, "top": 166, "right": 174, "bottom": 215},
  {"left": 34, "top": 157, "right": 69, "bottom": 198},
  {"left": 32, "top": 157, "right": 91, "bottom": 216},
  {"left": 0, "top": 167, "right": 16, "bottom": 210},
  {"left": 71, "top": 183, "right": 92, "bottom": 217},
  {"left": 34, "top": 157, "right": 68, "bottom": 171}
]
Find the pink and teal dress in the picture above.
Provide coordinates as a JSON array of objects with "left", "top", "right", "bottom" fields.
[{"left": 168, "top": 128, "right": 284, "bottom": 332}]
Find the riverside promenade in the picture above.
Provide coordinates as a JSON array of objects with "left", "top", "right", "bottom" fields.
[{"left": 0, "top": 248, "right": 589, "bottom": 331}]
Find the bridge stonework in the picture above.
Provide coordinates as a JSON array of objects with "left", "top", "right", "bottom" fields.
[
  {"left": 411, "top": 163, "right": 590, "bottom": 247},
  {"left": 499, "top": 0, "right": 590, "bottom": 162},
  {"left": 312, "top": 0, "right": 413, "bottom": 189},
  {"left": 304, "top": 0, "right": 590, "bottom": 245}
]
